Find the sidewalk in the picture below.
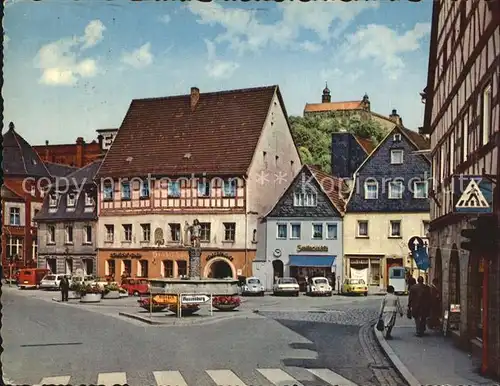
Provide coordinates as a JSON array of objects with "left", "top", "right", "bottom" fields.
[{"left": 375, "top": 316, "right": 497, "bottom": 386}]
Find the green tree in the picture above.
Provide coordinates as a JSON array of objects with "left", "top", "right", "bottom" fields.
[{"left": 289, "top": 112, "right": 387, "bottom": 173}]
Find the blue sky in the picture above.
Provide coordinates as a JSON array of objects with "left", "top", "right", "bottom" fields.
[{"left": 4, "top": 0, "right": 432, "bottom": 146}]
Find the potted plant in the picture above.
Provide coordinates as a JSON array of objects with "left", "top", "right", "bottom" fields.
[
  {"left": 138, "top": 297, "right": 167, "bottom": 312},
  {"left": 167, "top": 303, "right": 200, "bottom": 316},
  {"left": 212, "top": 295, "right": 241, "bottom": 311},
  {"left": 69, "top": 282, "right": 82, "bottom": 299},
  {"left": 78, "top": 284, "right": 103, "bottom": 303},
  {"left": 118, "top": 287, "right": 128, "bottom": 298},
  {"left": 103, "top": 282, "right": 120, "bottom": 299}
]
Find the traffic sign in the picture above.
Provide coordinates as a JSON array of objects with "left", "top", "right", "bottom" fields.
[
  {"left": 453, "top": 176, "right": 493, "bottom": 213},
  {"left": 408, "top": 236, "right": 424, "bottom": 251},
  {"left": 181, "top": 294, "right": 210, "bottom": 304},
  {"left": 153, "top": 294, "right": 178, "bottom": 305}
]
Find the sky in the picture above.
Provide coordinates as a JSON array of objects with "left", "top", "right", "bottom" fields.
[{"left": 3, "top": 0, "right": 432, "bottom": 146}]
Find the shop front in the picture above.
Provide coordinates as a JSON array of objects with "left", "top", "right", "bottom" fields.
[
  {"left": 287, "top": 245, "right": 337, "bottom": 291},
  {"left": 97, "top": 249, "right": 254, "bottom": 282},
  {"left": 345, "top": 255, "right": 383, "bottom": 291}
]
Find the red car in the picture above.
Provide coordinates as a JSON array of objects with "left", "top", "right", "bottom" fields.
[{"left": 121, "top": 277, "right": 150, "bottom": 296}]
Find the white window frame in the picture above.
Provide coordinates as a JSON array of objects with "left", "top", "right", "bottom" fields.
[
  {"left": 141, "top": 223, "right": 151, "bottom": 242},
  {"left": 326, "top": 223, "right": 338, "bottom": 240},
  {"left": 223, "top": 222, "right": 236, "bottom": 242},
  {"left": 312, "top": 223, "right": 323, "bottom": 240},
  {"left": 390, "top": 149, "right": 404, "bottom": 164},
  {"left": 9, "top": 207, "right": 20, "bottom": 226},
  {"left": 103, "top": 183, "right": 113, "bottom": 200},
  {"left": 294, "top": 191, "right": 317, "bottom": 207},
  {"left": 388, "top": 181, "right": 403, "bottom": 199},
  {"left": 413, "top": 181, "right": 428, "bottom": 199},
  {"left": 7, "top": 236, "right": 23, "bottom": 259},
  {"left": 364, "top": 181, "right": 378, "bottom": 199},
  {"left": 67, "top": 192, "right": 76, "bottom": 207},
  {"left": 49, "top": 193, "right": 58, "bottom": 207},
  {"left": 123, "top": 224, "right": 132, "bottom": 242},
  {"left": 48, "top": 225, "right": 56, "bottom": 244},
  {"left": 276, "top": 223, "right": 287, "bottom": 239},
  {"left": 121, "top": 181, "right": 131, "bottom": 200},
  {"left": 197, "top": 181, "right": 211, "bottom": 197},
  {"left": 290, "top": 223, "right": 301, "bottom": 239},
  {"left": 482, "top": 84, "right": 492, "bottom": 145},
  {"left": 357, "top": 220, "right": 368, "bottom": 237},
  {"left": 393, "top": 134, "right": 401, "bottom": 142},
  {"left": 84, "top": 225, "right": 92, "bottom": 244},
  {"left": 84, "top": 192, "right": 93, "bottom": 206},
  {"left": 389, "top": 220, "right": 402, "bottom": 238},
  {"left": 105, "top": 224, "right": 114, "bottom": 242},
  {"left": 65, "top": 224, "right": 73, "bottom": 244}
]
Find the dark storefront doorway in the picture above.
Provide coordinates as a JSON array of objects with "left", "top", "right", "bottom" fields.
[
  {"left": 210, "top": 260, "right": 233, "bottom": 279},
  {"left": 272, "top": 260, "right": 284, "bottom": 280}
]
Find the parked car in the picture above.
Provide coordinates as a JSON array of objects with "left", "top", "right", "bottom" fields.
[
  {"left": 71, "top": 275, "right": 96, "bottom": 286},
  {"left": 273, "top": 277, "right": 299, "bottom": 296},
  {"left": 39, "top": 274, "right": 67, "bottom": 290},
  {"left": 121, "top": 277, "right": 150, "bottom": 296},
  {"left": 18, "top": 269, "right": 50, "bottom": 289},
  {"left": 241, "top": 277, "right": 265, "bottom": 296},
  {"left": 341, "top": 278, "right": 368, "bottom": 296},
  {"left": 306, "top": 277, "right": 333, "bottom": 296}
]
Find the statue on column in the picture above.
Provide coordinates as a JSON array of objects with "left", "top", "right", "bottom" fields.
[
  {"left": 183, "top": 221, "right": 191, "bottom": 246},
  {"left": 191, "top": 219, "right": 201, "bottom": 248}
]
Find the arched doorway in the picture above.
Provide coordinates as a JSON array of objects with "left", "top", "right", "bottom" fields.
[
  {"left": 272, "top": 260, "right": 284, "bottom": 280},
  {"left": 448, "top": 247, "right": 460, "bottom": 305},
  {"left": 204, "top": 257, "right": 236, "bottom": 279}
]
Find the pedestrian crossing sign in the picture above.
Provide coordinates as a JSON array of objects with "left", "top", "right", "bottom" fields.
[{"left": 453, "top": 176, "right": 493, "bottom": 213}]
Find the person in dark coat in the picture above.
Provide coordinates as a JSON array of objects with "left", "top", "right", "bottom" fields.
[
  {"left": 60, "top": 276, "right": 70, "bottom": 302},
  {"left": 408, "top": 276, "right": 431, "bottom": 336}
]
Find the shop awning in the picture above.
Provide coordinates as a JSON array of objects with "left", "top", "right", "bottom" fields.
[{"left": 289, "top": 255, "right": 336, "bottom": 267}]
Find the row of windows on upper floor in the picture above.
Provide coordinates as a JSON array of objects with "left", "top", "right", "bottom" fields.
[
  {"left": 102, "top": 179, "right": 238, "bottom": 201},
  {"left": 363, "top": 180, "right": 429, "bottom": 200},
  {"left": 48, "top": 191, "right": 94, "bottom": 208},
  {"left": 7, "top": 207, "right": 40, "bottom": 226},
  {"left": 45, "top": 224, "right": 93, "bottom": 245},
  {"left": 355, "top": 219, "right": 430, "bottom": 239}
]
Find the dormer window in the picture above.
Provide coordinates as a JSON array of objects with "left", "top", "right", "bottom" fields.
[
  {"left": 49, "top": 193, "right": 58, "bottom": 207},
  {"left": 67, "top": 192, "right": 76, "bottom": 207},
  {"left": 390, "top": 149, "right": 404, "bottom": 164},
  {"left": 223, "top": 179, "right": 237, "bottom": 197},
  {"left": 294, "top": 191, "right": 317, "bottom": 207},
  {"left": 103, "top": 182, "right": 113, "bottom": 201},
  {"left": 121, "top": 181, "right": 131, "bottom": 200},
  {"left": 393, "top": 134, "right": 401, "bottom": 142},
  {"left": 140, "top": 180, "right": 149, "bottom": 198},
  {"left": 85, "top": 192, "right": 94, "bottom": 206}
]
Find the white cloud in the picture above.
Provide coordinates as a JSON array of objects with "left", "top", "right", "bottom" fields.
[
  {"left": 160, "top": 14, "right": 171, "bottom": 24},
  {"left": 34, "top": 20, "right": 105, "bottom": 86},
  {"left": 299, "top": 40, "right": 322, "bottom": 53},
  {"left": 204, "top": 39, "right": 239, "bottom": 79},
  {"left": 81, "top": 20, "right": 106, "bottom": 49},
  {"left": 121, "top": 43, "right": 154, "bottom": 68},
  {"left": 188, "top": 2, "right": 378, "bottom": 55},
  {"left": 320, "top": 67, "right": 364, "bottom": 84},
  {"left": 4, "top": 35, "right": 10, "bottom": 49},
  {"left": 340, "top": 23, "right": 431, "bottom": 80}
]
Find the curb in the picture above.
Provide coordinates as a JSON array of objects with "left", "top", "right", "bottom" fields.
[
  {"left": 373, "top": 325, "right": 421, "bottom": 386},
  {"left": 119, "top": 311, "right": 260, "bottom": 326}
]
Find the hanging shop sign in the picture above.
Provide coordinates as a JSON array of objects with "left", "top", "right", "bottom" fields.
[
  {"left": 296, "top": 245, "right": 328, "bottom": 252},
  {"left": 206, "top": 252, "right": 233, "bottom": 262},
  {"left": 110, "top": 252, "right": 142, "bottom": 259}
]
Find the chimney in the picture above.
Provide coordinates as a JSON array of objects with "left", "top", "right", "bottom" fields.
[
  {"left": 44, "top": 140, "right": 50, "bottom": 161},
  {"left": 97, "top": 134, "right": 104, "bottom": 150},
  {"left": 361, "top": 93, "right": 370, "bottom": 111},
  {"left": 8, "top": 122, "right": 15, "bottom": 131},
  {"left": 389, "top": 109, "right": 403, "bottom": 126},
  {"left": 190, "top": 87, "right": 200, "bottom": 111},
  {"left": 76, "top": 137, "right": 84, "bottom": 168}
]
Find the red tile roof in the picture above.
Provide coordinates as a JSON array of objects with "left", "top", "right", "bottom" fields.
[
  {"left": 401, "top": 128, "right": 430, "bottom": 150},
  {"left": 353, "top": 136, "right": 376, "bottom": 155},
  {"left": 97, "top": 86, "right": 282, "bottom": 178},
  {"left": 307, "top": 165, "right": 346, "bottom": 215},
  {"left": 304, "top": 101, "right": 363, "bottom": 113}
]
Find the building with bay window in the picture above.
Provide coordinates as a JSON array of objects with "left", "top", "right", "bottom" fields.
[
  {"left": 95, "top": 85, "right": 301, "bottom": 281},
  {"left": 343, "top": 124, "right": 431, "bottom": 292},
  {"left": 254, "top": 165, "right": 346, "bottom": 291},
  {"left": 35, "top": 161, "right": 101, "bottom": 275}
]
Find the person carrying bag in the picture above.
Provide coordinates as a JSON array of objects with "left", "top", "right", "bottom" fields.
[{"left": 377, "top": 285, "right": 403, "bottom": 339}]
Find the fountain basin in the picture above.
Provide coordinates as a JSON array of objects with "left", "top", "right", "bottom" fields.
[{"left": 149, "top": 278, "right": 239, "bottom": 296}]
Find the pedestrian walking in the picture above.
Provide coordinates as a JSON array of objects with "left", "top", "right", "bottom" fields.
[
  {"left": 60, "top": 276, "right": 70, "bottom": 302},
  {"left": 378, "top": 285, "right": 404, "bottom": 339},
  {"left": 408, "top": 276, "right": 431, "bottom": 336}
]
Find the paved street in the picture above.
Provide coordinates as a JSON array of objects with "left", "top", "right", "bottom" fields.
[{"left": 3, "top": 287, "right": 403, "bottom": 385}]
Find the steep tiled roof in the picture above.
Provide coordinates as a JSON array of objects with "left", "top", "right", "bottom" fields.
[
  {"left": 401, "top": 128, "right": 430, "bottom": 150},
  {"left": 97, "top": 86, "right": 281, "bottom": 178},
  {"left": 2, "top": 123, "right": 51, "bottom": 177},
  {"left": 44, "top": 162, "right": 78, "bottom": 177},
  {"left": 304, "top": 101, "right": 363, "bottom": 113},
  {"left": 307, "top": 165, "right": 346, "bottom": 215},
  {"left": 353, "top": 136, "right": 376, "bottom": 155},
  {"left": 35, "top": 161, "right": 101, "bottom": 222}
]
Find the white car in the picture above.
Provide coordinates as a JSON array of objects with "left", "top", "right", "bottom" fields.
[
  {"left": 306, "top": 277, "right": 333, "bottom": 296},
  {"left": 241, "top": 277, "right": 265, "bottom": 296},
  {"left": 273, "top": 277, "right": 300, "bottom": 297},
  {"left": 39, "top": 274, "right": 67, "bottom": 290}
]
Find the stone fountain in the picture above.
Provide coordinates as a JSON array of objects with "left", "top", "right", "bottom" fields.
[{"left": 148, "top": 219, "right": 239, "bottom": 298}]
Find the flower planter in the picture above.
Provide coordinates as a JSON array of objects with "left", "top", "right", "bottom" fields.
[
  {"left": 80, "top": 293, "right": 102, "bottom": 303},
  {"left": 213, "top": 303, "right": 239, "bottom": 311},
  {"left": 104, "top": 290, "right": 120, "bottom": 299},
  {"left": 168, "top": 305, "right": 200, "bottom": 316},
  {"left": 119, "top": 291, "right": 129, "bottom": 298},
  {"left": 139, "top": 304, "right": 167, "bottom": 312}
]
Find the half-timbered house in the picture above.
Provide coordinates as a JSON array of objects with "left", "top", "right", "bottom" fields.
[
  {"left": 422, "top": 0, "right": 499, "bottom": 377},
  {"left": 95, "top": 85, "right": 301, "bottom": 281}
]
